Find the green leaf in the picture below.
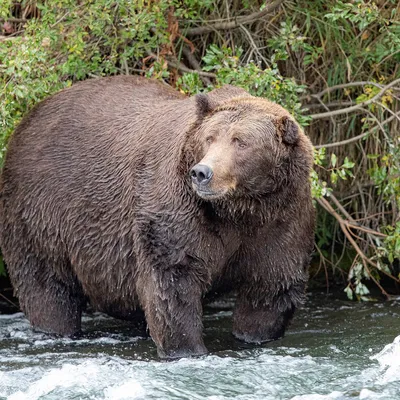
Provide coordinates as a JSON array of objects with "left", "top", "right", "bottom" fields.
[
  {"left": 330, "top": 171, "right": 338, "bottom": 184},
  {"left": 331, "top": 153, "right": 337, "bottom": 168},
  {"left": 342, "top": 157, "right": 355, "bottom": 169},
  {"left": 344, "top": 286, "right": 353, "bottom": 300}
]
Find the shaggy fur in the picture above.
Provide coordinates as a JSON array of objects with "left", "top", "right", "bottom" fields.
[{"left": 0, "top": 76, "right": 315, "bottom": 359}]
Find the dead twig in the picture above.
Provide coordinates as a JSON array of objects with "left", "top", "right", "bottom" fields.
[
  {"left": 313, "top": 245, "right": 332, "bottom": 293},
  {"left": 305, "top": 101, "right": 356, "bottom": 110},
  {"left": 317, "top": 196, "right": 398, "bottom": 298},
  {"left": 310, "top": 78, "right": 400, "bottom": 120},
  {"left": 167, "top": 58, "right": 217, "bottom": 78},
  {"left": 314, "top": 110, "right": 400, "bottom": 149},
  {"left": 362, "top": 261, "right": 390, "bottom": 299},
  {"left": 329, "top": 192, "right": 387, "bottom": 238},
  {"left": 0, "top": 35, "right": 17, "bottom": 41},
  {"left": 239, "top": 24, "right": 269, "bottom": 66},
  {"left": 0, "top": 17, "right": 28, "bottom": 23},
  {"left": 185, "top": 0, "right": 284, "bottom": 35},
  {"left": 182, "top": 47, "right": 212, "bottom": 86},
  {"left": 0, "top": 292, "right": 19, "bottom": 309},
  {"left": 146, "top": 51, "right": 217, "bottom": 79},
  {"left": 302, "top": 81, "right": 390, "bottom": 101}
]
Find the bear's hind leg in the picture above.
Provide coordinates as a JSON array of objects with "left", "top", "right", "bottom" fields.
[
  {"left": 232, "top": 291, "right": 295, "bottom": 343},
  {"left": 9, "top": 254, "right": 84, "bottom": 337},
  {"left": 232, "top": 281, "right": 305, "bottom": 344}
]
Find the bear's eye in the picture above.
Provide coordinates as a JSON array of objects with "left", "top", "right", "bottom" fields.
[
  {"left": 232, "top": 137, "right": 247, "bottom": 149},
  {"left": 205, "top": 136, "right": 214, "bottom": 145}
]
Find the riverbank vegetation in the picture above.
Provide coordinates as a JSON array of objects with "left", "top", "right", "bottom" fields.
[{"left": 0, "top": 0, "right": 399, "bottom": 301}]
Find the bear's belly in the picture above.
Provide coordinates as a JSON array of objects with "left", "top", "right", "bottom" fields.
[
  {"left": 84, "top": 283, "right": 142, "bottom": 320},
  {"left": 94, "top": 302, "right": 145, "bottom": 321},
  {"left": 76, "top": 227, "right": 242, "bottom": 318}
]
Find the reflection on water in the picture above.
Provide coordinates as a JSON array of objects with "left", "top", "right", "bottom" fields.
[{"left": 1, "top": 293, "right": 400, "bottom": 400}]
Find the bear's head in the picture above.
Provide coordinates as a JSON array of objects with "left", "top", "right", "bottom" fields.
[{"left": 188, "top": 92, "right": 313, "bottom": 201}]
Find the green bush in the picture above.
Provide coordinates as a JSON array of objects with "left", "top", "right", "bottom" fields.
[{"left": 0, "top": 0, "right": 399, "bottom": 298}]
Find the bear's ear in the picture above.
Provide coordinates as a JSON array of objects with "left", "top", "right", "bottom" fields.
[
  {"left": 195, "top": 94, "right": 216, "bottom": 119},
  {"left": 281, "top": 116, "right": 299, "bottom": 145}
]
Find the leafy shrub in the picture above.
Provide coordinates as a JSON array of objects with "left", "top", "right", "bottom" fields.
[{"left": 0, "top": 0, "right": 399, "bottom": 298}]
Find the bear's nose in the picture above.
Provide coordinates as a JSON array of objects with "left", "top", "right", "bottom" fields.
[{"left": 190, "top": 164, "right": 213, "bottom": 186}]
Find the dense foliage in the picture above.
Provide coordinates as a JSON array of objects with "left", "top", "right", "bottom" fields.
[{"left": 0, "top": 1, "right": 399, "bottom": 299}]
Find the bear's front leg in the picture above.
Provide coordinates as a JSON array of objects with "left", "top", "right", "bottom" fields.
[{"left": 139, "top": 266, "right": 208, "bottom": 359}]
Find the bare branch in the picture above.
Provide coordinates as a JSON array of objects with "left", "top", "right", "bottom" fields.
[
  {"left": 167, "top": 59, "right": 217, "bottom": 78},
  {"left": 328, "top": 192, "right": 355, "bottom": 221},
  {"left": 0, "top": 35, "right": 17, "bottom": 41},
  {"left": 0, "top": 292, "right": 18, "bottom": 309},
  {"left": 316, "top": 196, "right": 393, "bottom": 298},
  {"left": 302, "top": 81, "right": 387, "bottom": 101},
  {"left": 324, "top": 193, "right": 388, "bottom": 238},
  {"left": 305, "top": 101, "right": 356, "bottom": 110},
  {"left": 362, "top": 261, "right": 390, "bottom": 299},
  {"left": 185, "top": 0, "right": 284, "bottom": 36},
  {"left": 182, "top": 47, "right": 212, "bottom": 86},
  {"left": 146, "top": 52, "right": 216, "bottom": 79},
  {"left": 310, "top": 78, "right": 400, "bottom": 120},
  {"left": 0, "top": 17, "right": 28, "bottom": 23},
  {"left": 239, "top": 25, "right": 269, "bottom": 66},
  {"left": 314, "top": 110, "right": 400, "bottom": 149}
]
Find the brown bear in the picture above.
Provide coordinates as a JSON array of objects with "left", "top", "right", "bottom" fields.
[{"left": 0, "top": 76, "right": 315, "bottom": 359}]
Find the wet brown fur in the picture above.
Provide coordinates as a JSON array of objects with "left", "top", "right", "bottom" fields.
[{"left": 0, "top": 76, "right": 315, "bottom": 359}]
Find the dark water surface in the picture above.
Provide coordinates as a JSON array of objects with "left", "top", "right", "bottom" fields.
[{"left": 1, "top": 293, "right": 400, "bottom": 400}]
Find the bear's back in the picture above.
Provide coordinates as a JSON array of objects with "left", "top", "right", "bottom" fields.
[{"left": 0, "top": 76, "right": 191, "bottom": 268}]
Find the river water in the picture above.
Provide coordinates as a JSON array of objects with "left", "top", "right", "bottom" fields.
[{"left": 1, "top": 293, "right": 400, "bottom": 400}]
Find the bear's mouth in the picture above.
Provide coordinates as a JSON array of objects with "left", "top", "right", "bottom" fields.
[{"left": 193, "top": 186, "right": 227, "bottom": 200}]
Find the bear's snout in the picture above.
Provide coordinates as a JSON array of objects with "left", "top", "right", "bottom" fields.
[{"left": 190, "top": 164, "right": 213, "bottom": 186}]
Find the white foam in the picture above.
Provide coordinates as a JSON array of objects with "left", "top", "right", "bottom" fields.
[
  {"left": 7, "top": 362, "right": 98, "bottom": 400},
  {"left": 103, "top": 380, "right": 146, "bottom": 399},
  {"left": 359, "top": 389, "right": 385, "bottom": 399},
  {"left": 5, "top": 359, "right": 144, "bottom": 400},
  {"left": 81, "top": 312, "right": 115, "bottom": 322},
  {"left": 1, "top": 309, "right": 400, "bottom": 400},
  {"left": 370, "top": 335, "right": 400, "bottom": 385},
  {"left": 0, "top": 313, "right": 24, "bottom": 320},
  {"left": 0, "top": 368, "right": 43, "bottom": 399},
  {"left": 290, "top": 392, "right": 343, "bottom": 400}
]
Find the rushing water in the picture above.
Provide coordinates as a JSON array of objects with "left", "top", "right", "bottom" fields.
[{"left": 1, "top": 293, "right": 400, "bottom": 400}]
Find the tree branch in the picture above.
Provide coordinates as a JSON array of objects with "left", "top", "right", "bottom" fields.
[
  {"left": 0, "top": 292, "right": 18, "bottom": 309},
  {"left": 239, "top": 24, "right": 269, "bottom": 66},
  {"left": 146, "top": 51, "right": 216, "bottom": 79},
  {"left": 322, "top": 193, "right": 387, "bottom": 238},
  {"left": 309, "top": 78, "right": 400, "bottom": 120},
  {"left": 182, "top": 47, "right": 213, "bottom": 86},
  {"left": 316, "top": 197, "right": 392, "bottom": 298},
  {"left": 185, "top": 0, "right": 284, "bottom": 36},
  {"left": 0, "top": 17, "right": 28, "bottom": 23},
  {"left": 0, "top": 35, "right": 17, "bottom": 41},
  {"left": 314, "top": 110, "right": 400, "bottom": 149},
  {"left": 167, "top": 58, "right": 217, "bottom": 78},
  {"left": 302, "top": 81, "right": 388, "bottom": 101},
  {"left": 305, "top": 100, "right": 356, "bottom": 110}
]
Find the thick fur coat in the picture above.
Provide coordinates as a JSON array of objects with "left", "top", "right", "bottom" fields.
[{"left": 0, "top": 76, "right": 315, "bottom": 358}]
